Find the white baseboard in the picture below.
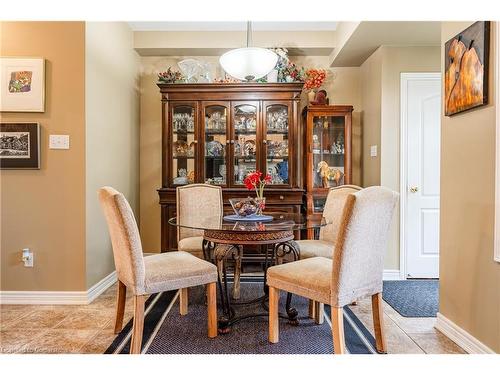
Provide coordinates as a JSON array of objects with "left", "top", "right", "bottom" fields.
[
  {"left": 435, "top": 313, "right": 496, "bottom": 354},
  {"left": 87, "top": 271, "right": 117, "bottom": 303},
  {"left": 383, "top": 269, "right": 402, "bottom": 280},
  {"left": 0, "top": 271, "right": 116, "bottom": 305},
  {"left": 1, "top": 269, "right": 401, "bottom": 304}
]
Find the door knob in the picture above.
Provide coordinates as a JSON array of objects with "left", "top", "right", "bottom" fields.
[{"left": 409, "top": 186, "right": 419, "bottom": 193}]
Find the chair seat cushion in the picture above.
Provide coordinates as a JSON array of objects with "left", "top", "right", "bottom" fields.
[
  {"left": 296, "top": 240, "right": 334, "bottom": 259},
  {"left": 267, "top": 257, "right": 332, "bottom": 305},
  {"left": 178, "top": 236, "right": 204, "bottom": 258},
  {"left": 142, "top": 251, "right": 217, "bottom": 295}
]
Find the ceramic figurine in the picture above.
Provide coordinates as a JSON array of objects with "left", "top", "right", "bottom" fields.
[
  {"left": 310, "top": 89, "right": 328, "bottom": 105},
  {"left": 317, "top": 161, "right": 344, "bottom": 188}
]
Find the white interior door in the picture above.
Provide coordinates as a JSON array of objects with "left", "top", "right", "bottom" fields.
[{"left": 401, "top": 73, "right": 441, "bottom": 279}]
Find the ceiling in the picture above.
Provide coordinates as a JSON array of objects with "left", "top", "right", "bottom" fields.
[
  {"left": 330, "top": 21, "right": 441, "bottom": 66},
  {"left": 128, "top": 22, "right": 338, "bottom": 31}
]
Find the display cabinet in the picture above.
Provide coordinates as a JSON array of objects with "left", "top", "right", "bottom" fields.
[
  {"left": 158, "top": 83, "right": 304, "bottom": 251},
  {"left": 302, "top": 105, "right": 353, "bottom": 227}
]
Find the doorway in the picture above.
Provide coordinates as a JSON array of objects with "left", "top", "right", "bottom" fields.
[{"left": 400, "top": 72, "right": 441, "bottom": 279}]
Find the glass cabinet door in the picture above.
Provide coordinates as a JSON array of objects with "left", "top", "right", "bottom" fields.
[
  {"left": 171, "top": 103, "right": 197, "bottom": 185},
  {"left": 312, "top": 115, "right": 346, "bottom": 189},
  {"left": 232, "top": 102, "right": 258, "bottom": 185},
  {"left": 203, "top": 103, "right": 228, "bottom": 185},
  {"left": 264, "top": 103, "right": 290, "bottom": 185}
]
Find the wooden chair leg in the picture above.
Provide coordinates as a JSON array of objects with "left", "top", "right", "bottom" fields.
[
  {"left": 114, "top": 280, "right": 126, "bottom": 334},
  {"left": 130, "top": 295, "right": 145, "bottom": 354},
  {"left": 314, "top": 301, "right": 324, "bottom": 324},
  {"left": 268, "top": 286, "right": 280, "bottom": 343},
  {"left": 331, "top": 306, "right": 346, "bottom": 354},
  {"left": 371, "top": 292, "right": 387, "bottom": 353},
  {"left": 308, "top": 299, "right": 315, "bottom": 319},
  {"left": 179, "top": 288, "right": 188, "bottom": 315},
  {"left": 207, "top": 282, "right": 217, "bottom": 338}
]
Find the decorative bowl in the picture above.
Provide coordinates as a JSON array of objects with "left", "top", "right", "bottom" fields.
[{"left": 229, "top": 197, "right": 258, "bottom": 217}]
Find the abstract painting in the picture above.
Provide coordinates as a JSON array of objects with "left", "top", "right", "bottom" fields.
[
  {"left": 0, "top": 123, "right": 40, "bottom": 169},
  {"left": 0, "top": 58, "right": 45, "bottom": 112},
  {"left": 444, "top": 21, "right": 490, "bottom": 116}
]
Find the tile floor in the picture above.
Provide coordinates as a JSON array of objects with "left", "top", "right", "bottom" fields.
[{"left": 0, "top": 282, "right": 466, "bottom": 354}]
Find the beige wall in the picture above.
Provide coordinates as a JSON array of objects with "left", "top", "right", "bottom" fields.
[
  {"left": 138, "top": 56, "right": 362, "bottom": 252},
  {"left": 439, "top": 22, "right": 500, "bottom": 352},
  {"left": 381, "top": 46, "right": 441, "bottom": 270},
  {"left": 0, "top": 22, "right": 87, "bottom": 291},
  {"left": 85, "top": 22, "right": 140, "bottom": 287},
  {"left": 360, "top": 47, "right": 383, "bottom": 187},
  {"left": 360, "top": 45, "right": 440, "bottom": 270}
]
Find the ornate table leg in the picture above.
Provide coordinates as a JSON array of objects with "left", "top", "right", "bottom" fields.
[
  {"left": 274, "top": 240, "right": 301, "bottom": 325},
  {"left": 232, "top": 245, "right": 243, "bottom": 300},
  {"left": 213, "top": 243, "right": 240, "bottom": 334}
]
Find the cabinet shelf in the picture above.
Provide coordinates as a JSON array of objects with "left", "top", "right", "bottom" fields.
[
  {"left": 173, "top": 155, "right": 195, "bottom": 159},
  {"left": 266, "top": 130, "right": 289, "bottom": 135},
  {"left": 312, "top": 150, "right": 345, "bottom": 156},
  {"left": 173, "top": 130, "right": 195, "bottom": 135},
  {"left": 267, "top": 156, "right": 289, "bottom": 160}
]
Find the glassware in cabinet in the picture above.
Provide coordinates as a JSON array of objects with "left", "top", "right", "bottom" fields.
[
  {"left": 263, "top": 102, "right": 291, "bottom": 185},
  {"left": 232, "top": 102, "right": 258, "bottom": 186},
  {"left": 203, "top": 103, "right": 228, "bottom": 185},
  {"left": 312, "top": 115, "right": 346, "bottom": 189},
  {"left": 171, "top": 104, "right": 197, "bottom": 185}
]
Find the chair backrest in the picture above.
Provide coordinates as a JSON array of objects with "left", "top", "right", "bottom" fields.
[
  {"left": 331, "top": 186, "right": 398, "bottom": 307},
  {"left": 98, "top": 186, "right": 145, "bottom": 293},
  {"left": 176, "top": 184, "right": 223, "bottom": 241},
  {"left": 320, "top": 185, "right": 362, "bottom": 243}
]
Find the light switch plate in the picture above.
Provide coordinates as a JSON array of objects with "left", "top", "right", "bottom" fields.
[
  {"left": 49, "top": 135, "right": 70, "bottom": 149},
  {"left": 370, "top": 145, "right": 378, "bottom": 157}
]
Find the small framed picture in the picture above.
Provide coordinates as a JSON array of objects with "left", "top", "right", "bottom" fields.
[
  {"left": 0, "top": 57, "right": 45, "bottom": 112},
  {"left": 0, "top": 123, "right": 40, "bottom": 169}
]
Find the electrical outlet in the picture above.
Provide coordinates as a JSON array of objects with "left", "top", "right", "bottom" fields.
[
  {"left": 49, "top": 135, "right": 70, "bottom": 149},
  {"left": 22, "top": 248, "right": 34, "bottom": 267},
  {"left": 370, "top": 145, "right": 378, "bottom": 157}
]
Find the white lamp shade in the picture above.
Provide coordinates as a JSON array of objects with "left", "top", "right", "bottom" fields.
[{"left": 219, "top": 47, "right": 278, "bottom": 81}]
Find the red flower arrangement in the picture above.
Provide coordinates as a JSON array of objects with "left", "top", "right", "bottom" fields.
[
  {"left": 244, "top": 171, "right": 271, "bottom": 196},
  {"left": 303, "top": 69, "right": 327, "bottom": 91}
]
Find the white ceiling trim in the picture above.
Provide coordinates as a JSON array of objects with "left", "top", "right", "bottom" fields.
[{"left": 128, "top": 21, "right": 338, "bottom": 31}]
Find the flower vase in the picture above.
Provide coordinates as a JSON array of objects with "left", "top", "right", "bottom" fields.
[
  {"left": 267, "top": 69, "right": 278, "bottom": 83},
  {"left": 254, "top": 197, "right": 266, "bottom": 216},
  {"left": 307, "top": 90, "right": 316, "bottom": 103}
]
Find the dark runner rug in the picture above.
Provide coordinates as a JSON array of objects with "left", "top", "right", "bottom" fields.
[
  {"left": 105, "top": 281, "right": 378, "bottom": 354},
  {"left": 382, "top": 280, "right": 439, "bottom": 317}
]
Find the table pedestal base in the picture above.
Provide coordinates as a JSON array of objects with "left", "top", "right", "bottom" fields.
[{"left": 202, "top": 238, "right": 301, "bottom": 334}]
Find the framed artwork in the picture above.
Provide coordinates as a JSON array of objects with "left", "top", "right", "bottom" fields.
[
  {"left": 0, "top": 57, "right": 45, "bottom": 112},
  {"left": 0, "top": 123, "right": 40, "bottom": 169},
  {"left": 444, "top": 21, "right": 490, "bottom": 116}
]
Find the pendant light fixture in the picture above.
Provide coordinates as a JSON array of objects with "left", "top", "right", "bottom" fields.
[{"left": 219, "top": 21, "right": 278, "bottom": 81}]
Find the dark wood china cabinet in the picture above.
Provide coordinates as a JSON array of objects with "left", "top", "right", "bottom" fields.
[
  {"left": 302, "top": 105, "right": 353, "bottom": 237},
  {"left": 158, "top": 83, "right": 304, "bottom": 252}
]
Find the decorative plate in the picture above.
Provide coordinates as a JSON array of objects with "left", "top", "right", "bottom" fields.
[
  {"left": 206, "top": 140, "right": 224, "bottom": 157},
  {"left": 223, "top": 214, "right": 274, "bottom": 222}
]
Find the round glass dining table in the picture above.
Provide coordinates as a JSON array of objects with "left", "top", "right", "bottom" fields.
[{"left": 168, "top": 212, "right": 329, "bottom": 333}]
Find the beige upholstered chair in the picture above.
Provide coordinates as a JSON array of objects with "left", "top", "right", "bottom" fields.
[
  {"left": 98, "top": 186, "right": 218, "bottom": 354},
  {"left": 297, "top": 185, "right": 362, "bottom": 260},
  {"left": 176, "top": 184, "right": 223, "bottom": 259},
  {"left": 267, "top": 186, "right": 398, "bottom": 354},
  {"left": 176, "top": 184, "right": 230, "bottom": 302},
  {"left": 296, "top": 185, "right": 361, "bottom": 322}
]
